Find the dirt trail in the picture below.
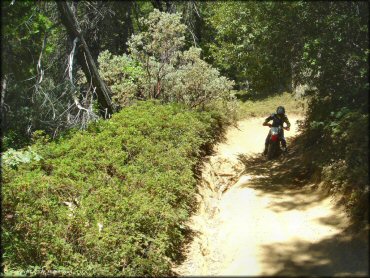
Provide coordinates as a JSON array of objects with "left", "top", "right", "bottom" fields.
[{"left": 174, "top": 116, "right": 368, "bottom": 276}]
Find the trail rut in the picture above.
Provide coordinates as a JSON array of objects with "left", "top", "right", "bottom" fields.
[{"left": 174, "top": 116, "right": 369, "bottom": 276}]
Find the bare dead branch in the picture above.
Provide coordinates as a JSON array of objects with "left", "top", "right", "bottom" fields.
[
  {"left": 192, "top": 1, "right": 201, "bottom": 18},
  {"left": 187, "top": 25, "right": 198, "bottom": 46},
  {"left": 57, "top": 1, "right": 116, "bottom": 116},
  {"left": 68, "top": 37, "right": 79, "bottom": 87},
  {"left": 1, "top": 76, "right": 7, "bottom": 126},
  {"left": 35, "top": 32, "right": 48, "bottom": 88}
]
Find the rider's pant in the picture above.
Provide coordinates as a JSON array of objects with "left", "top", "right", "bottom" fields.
[{"left": 265, "top": 130, "right": 286, "bottom": 150}]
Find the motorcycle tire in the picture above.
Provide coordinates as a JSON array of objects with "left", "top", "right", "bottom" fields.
[{"left": 267, "top": 142, "right": 277, "bottom": 160}]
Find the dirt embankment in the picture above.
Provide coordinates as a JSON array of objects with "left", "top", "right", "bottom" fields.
[{"left": 173, "top": 116, "right": 369, "bottom": 276}]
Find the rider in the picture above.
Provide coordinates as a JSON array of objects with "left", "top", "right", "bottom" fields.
[{"left": 262, "top": 106, "right": 291, "bottom": 155}]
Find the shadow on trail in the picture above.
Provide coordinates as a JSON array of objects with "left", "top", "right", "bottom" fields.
[
  {"left": 237, "top": 140, "right": 311, "bottom": 191},
  {"left": 260, "top": 237, "right": 369, "bottom": 277},
  {"left": 237, "top": 141, "right": 369, "bottom": 276},
  {"left": 237, "top": 144, "right": 325, "bottom": 213}
]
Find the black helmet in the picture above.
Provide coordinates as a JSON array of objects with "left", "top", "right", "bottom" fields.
[{"left": 276, "top": 106, "right": 285, "bottom": 115}]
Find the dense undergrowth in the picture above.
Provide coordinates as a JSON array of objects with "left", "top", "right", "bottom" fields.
[
  {"left": 2, "top": 101, "right": 228, "bottom": 276},
  {"left": 298, "top": 103, "right": 369, "bottom": 231}
]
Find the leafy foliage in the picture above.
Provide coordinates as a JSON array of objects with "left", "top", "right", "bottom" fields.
[
  {"left": 96, "top": 50, "right": 145, "bottom": 106},
  {"left": 2, "top": 147, "right": 43, "bottom": 170},
  {"left": 94, "top": 10, "right": 235, "bottom": 110},
  {"left": 124, "top": 9, "right": 234, "bottom": 107},
  {"left": 2, "top": 1, "right": 58, "bottom": 149},
  {"left": 1, "top": 1, "right": 154, "bottom": 150},
  {"left": 202, "top": 2, "right": 299, "bottom": 94},
  {"left": 293, "top": 2, "right": 369, "bottom": 223},
  {"left": 2, "top": 101, "right": 226, "bottom": 276},
  {"left": 163, "top": 47, "right": 235, "bottom": 108}
]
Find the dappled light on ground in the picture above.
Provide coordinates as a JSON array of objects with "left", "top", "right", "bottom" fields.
[
  {"left": 260, "top": 236, "right": 368, "bottom": 276},
  {"left": 174, "top": 116, "right": 369, "bottom": 276}
]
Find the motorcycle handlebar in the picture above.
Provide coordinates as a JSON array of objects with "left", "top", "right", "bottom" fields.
[{"left": 266, "top": 125, "right": 290, "bottom": 131}]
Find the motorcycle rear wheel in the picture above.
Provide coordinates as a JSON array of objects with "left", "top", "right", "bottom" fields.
[{"left": 267, "top": 142, "right": 278, "bottom": 160}]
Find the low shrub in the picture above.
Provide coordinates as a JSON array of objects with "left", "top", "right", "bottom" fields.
[{"left": 2, "top": 101, "right": 226, "bottom": 276}]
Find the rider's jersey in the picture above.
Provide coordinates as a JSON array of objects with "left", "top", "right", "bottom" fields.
[{"left": 264, "top": 113, "right": 291, "bottom": 128}]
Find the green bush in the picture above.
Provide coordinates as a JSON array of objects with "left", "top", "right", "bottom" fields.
[
  {"left": 301, "top": 104, "right": 369, "bottom": 225},
  {"left": 96, "top": 50, "right": 145, "bottom": 106},
  {"left": 2, "top": 101, "right": 225, "bottom": 276},
  {"left": 95, "top": 9, "right": 235, "bottom": 109}
]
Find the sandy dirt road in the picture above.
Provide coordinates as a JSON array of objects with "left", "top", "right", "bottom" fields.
[{"left": 174, "top": 116, "right": 368, "bottom": 276}]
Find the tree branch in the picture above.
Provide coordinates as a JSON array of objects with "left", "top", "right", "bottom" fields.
[{"left": 56, "top": 1, "right": 116, "bottom": 117}]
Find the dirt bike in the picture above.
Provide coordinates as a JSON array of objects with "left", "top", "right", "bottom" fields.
[{"left": 266, "top": 125, "right": 289, "bottom": 160}]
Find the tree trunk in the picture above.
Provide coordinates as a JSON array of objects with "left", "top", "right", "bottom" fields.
[
  {"left": 119, "top": 1, "right": 134, "bottom": 53},
  {"left": 133, "top": 2, "right": 143, "bottom": 32},
  {"left": 56, "top": 1, "right": 116, "bottom": 117},
  {"left": 151, "top": 0, "right": 163, "bottom": 11},
  {"left": 164, "top": 0, "right": 174, "bottom": 13},
  {"left": 1, "top": 75, "right": 7, "bottom": 135},
  {"left": 151, "top": 0, "right": 173, "bottom": 13}
]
